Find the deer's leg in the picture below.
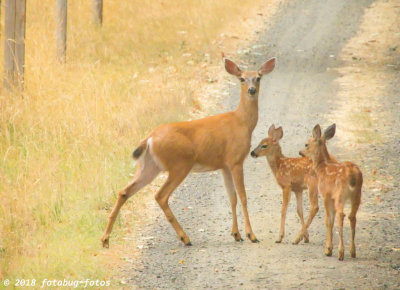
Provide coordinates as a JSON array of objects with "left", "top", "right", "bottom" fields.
[
  {"left": 276, "top": 187, "right": 291, "bottom": 243},
  {"left": 336, "top": 198, "right": 345, "bottom": 261},
  {"left": 101, "top": 158, "right": 160, "bottom": 248},
  {"left": 293, "top": 183, "right": 319, "bottom": 245},
  {"left": 155, "top": 166, "right": 192, "bottom": 245},
  {"left": 324, "top": 197, "right": 335, "bottom": 256},
  {"left": 230, "top": 165, "right": 258, "bottom": 243},
  {"left": 292, "top": 190, "right": 309, "bottom": 244},
  {"left": 349, "top": 193, "right": 360, "bottom": 258},
  {"left": 222, "top": 168, "right": 242, "bottom": 241}
]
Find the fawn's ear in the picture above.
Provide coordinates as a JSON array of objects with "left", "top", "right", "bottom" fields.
[
  {"left": 312, "top": 124, "right": 322, "bottom": 139},
  {"left": 224, "top": 58, "right": 242, "bottom": 77},
  {"left": 323, "top": 123, "right": 336, "bottom": 140},
  {"left": 268, "top": 124, "right": 276, "bottom": 137},
  {"left": 273, "top": 126, "right": 283, "bottom": 141},
  {"left": 258, "top": 57, "right": 276, "bottom": 75}
]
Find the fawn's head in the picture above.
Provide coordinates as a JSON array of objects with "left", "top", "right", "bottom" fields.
[
  {"left": 251, "top": 124, "right": 283, "bottom": 158},
  {"left": 299, "top": 124, "right": 336, "bottom": 158},
  {"left": 224, "top": 57, "right": 276, "bottom": 97}
]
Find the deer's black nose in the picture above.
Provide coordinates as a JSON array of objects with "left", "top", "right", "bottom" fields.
[
  {"left": 299, "top": 151, "right": 305, "bottom": 157},
  {"left": 248, "top": 87, "right": 256, "bottom": 95},
  {"left": 251, "top": 151, "right": 257, "bottom": 158}
]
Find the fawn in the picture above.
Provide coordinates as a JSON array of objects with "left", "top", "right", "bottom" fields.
[
  {"left": 101, "top": 57, "right": 276, "bottom": 248},
  {"left": 251, "top": 124, "right": 319, "bottom": 244},
  {"left": 299, "top": 124, "right": 363, "bottom": 260}
]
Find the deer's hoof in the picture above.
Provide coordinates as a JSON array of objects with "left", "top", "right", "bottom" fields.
[
  {"left": 338, "top": 250, "right": 344, "bottom": 261},
  {"left": 350, "top": 248, "right": 356, "bottom": 258},
  {"left": 275, "top": 235, "right": 283, "bottom": 243},
  {"left": 101, "top": 236, "right": 109, "bottom": 248},
  {"left": 247, "top": 233, "right": 259, "bottom": 243},
  {"left": 232, "top": 232, "right": 243, "bottom": 242},
  {"left": 325, "top": 247, "right": 333, "bottom": 256},
  {"left": 180, "top": 236, "right": 191, "bottom": 246}
]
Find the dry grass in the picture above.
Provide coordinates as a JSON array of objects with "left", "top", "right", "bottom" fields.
[{"left": 0, "top": 0, "right": 272, "bottom": 281}]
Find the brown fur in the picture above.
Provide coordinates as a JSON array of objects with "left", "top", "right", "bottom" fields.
[
  {"left": 300, "top": 124, "right": 363, "bottom": 260},
  {"left": 101, "top": 57, "right": 276, "bottom": 247},
  {"left": 251, "top": 125, "right": 319, "bottom": 244}
]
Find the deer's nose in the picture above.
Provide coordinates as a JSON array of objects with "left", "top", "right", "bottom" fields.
[
  {"left": 248, "top": 87, "right": 256, "bottom": 95},
  {"left": 251, "top": 151, "right": 257, "bottom": 158}
]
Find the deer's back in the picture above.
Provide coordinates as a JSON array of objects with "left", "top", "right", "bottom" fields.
[
  {"left": 147, "top": 112, "right": 253, "bottom": 171},
  {"left": 275, "top": 156, "right": 314, "bottom": 190}
]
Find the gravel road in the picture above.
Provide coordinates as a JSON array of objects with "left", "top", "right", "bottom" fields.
[{"left": 123, "top": 0, "right": 400, "bottom": 288}]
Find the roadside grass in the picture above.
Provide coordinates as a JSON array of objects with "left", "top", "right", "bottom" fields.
[
  {"left": 347, "top": 110, "right": 376, "bottom": 143},
  {"left": 332, "top": 0, "right": 399, "bottom": 149},
  {"left": 0, "top": 0, "right": 266, "bottom": 281}
]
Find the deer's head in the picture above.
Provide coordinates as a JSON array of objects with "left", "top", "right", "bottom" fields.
[
  {"left": 224, "top": 57, "right": 276, "bottom": 98},
  {"left": 299, "top": 124, "right": 336, "bottom": 158},
  {"left": 251, "top": 124, "right": 283, "bottom": 158}
]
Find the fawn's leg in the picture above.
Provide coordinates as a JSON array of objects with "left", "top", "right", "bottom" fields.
[
  {"left": 230, "top": 164, "right": 258, "bottom": 243},
  {"left": 336, "top": 199, "right": 345, "bottom": 261},
  {"left": 294, "top": 191, "right": 309, "bottom": 243},
  {"left": 222, "top": 168, "right": 242, "bottom": 241},
  {"left": 349, "top": 193, "right": 360, "bottom": 258},
  {"left": 276, "top": 187, "right": 291, "bottom": 243},
  {"left": 293, "top": 182, "right": 319, "bottom": 244},
  {"left": 324, "top": 197, "right": 335, "bottom": 256}
]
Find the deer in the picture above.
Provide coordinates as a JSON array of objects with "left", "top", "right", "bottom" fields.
[
  {"left": 250, "top": 124, "right": 319, "bottom": 245},
  {"left": 100, "top": 56, "right": 276, "bottom": 248},
  {"left": 299, "top": 124, "right": 363, "bottom": 260}
]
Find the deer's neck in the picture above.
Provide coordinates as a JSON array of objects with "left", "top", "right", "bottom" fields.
[
  {"left": 235, "top": 88, "right": 259, "bottom": 133},
  {"left": 312, "top": 144, "right": 331, "bottom": 172},
  {"left": 266, "top": 147, "right": 284, "bottom": 176}
]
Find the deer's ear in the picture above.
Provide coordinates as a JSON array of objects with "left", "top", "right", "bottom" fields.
[
  {"left": 312, "top": 124, "right": 322, "bottom": 139},
  {"left": 224, "top": 58, "right": 242, "bottom": 77},
  {"left": 268, "top": 124, "right": 275, "bottom": 137},
  {"left": 258, "top": 57, "right": 276, "bottom": 75},
  {"left": 274, "top": 126, "right": 283, "bottom": 141},
  {"left": 324, "top": 124, "right": 336, "bottom": 140}
]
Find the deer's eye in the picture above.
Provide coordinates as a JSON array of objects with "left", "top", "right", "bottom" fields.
[
  {"left": 305, "top": 144, "right": 309, "bottom": 148},
  {"left": 261, "top": 145, "right": 268, "bottom": 149},
  {"left": 256, "top": 77, "right": 261, "bottom": 82},
  {"left": 240, "top": 77, "right": 245, "bottom": 82}
]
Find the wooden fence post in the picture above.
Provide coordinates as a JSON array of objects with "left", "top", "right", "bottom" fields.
[
  {"left": 15, "top": 0, "right": 26, "bottom": 89},
  {"left": 56, "top": 0, "right": 67, "bottom": 63},
  {"left": 0, "top": 0, "right": 2, "bottom": 43},
  {"left": 3, "top": 0, "right": 26, "bottom": 90},
  {"left": 92, "top": 0, "right": 103, "bottom": 26},
  {"left": 4, "top": 0, "right": 16, "bottom": 89}
]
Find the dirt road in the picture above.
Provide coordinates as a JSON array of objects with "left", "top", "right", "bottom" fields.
[{"left": 122, "top": 0, "right": 400, "bottom": 288}]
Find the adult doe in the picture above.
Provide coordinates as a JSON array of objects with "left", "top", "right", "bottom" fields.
[
  {"left": 300, "top": 124, "right": 363, "bottom": 260},
  {"left": 251, "top": 125, "right": 319, "bottom": 244},
  {"left": 101, "top": 57, "right": 276, "bottom": 247}
]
